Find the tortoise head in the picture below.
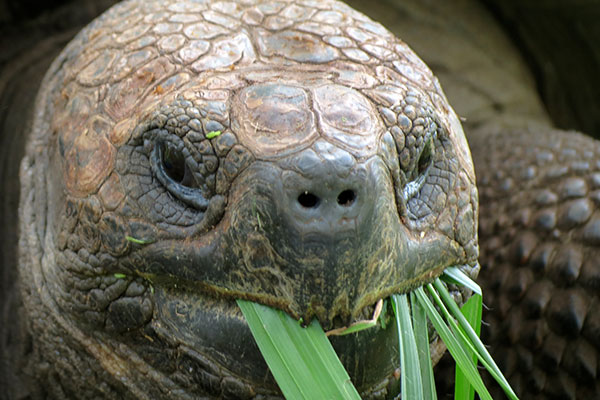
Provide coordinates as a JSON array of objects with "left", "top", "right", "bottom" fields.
[{"left": 20, "top": 0, "right": 478, "bottom": 397}]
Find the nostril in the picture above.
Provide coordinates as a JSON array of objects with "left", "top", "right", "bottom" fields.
[
  {"left": 337, "top": 189, "right": 356, "bottom": 207},
  {"left": 298, "top": 192, "right": 320, "bottom": 208}
]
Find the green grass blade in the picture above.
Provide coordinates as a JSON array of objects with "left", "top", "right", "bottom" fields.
[
  {"left": 237, "top": 300, "right": 361, "bottom": 400},
  {"left": 206, "top": 130, "right": 222, "bottom": 139},
  {"left": 413, "top": 287, "right": 493, "bottom": 400},
  {"left": 441, "top": 266, "right": 482, "bottom": 295},
  {"left": 454, "top": 293, "right": 482, "bottom": 400},
  {"left": 392, "top": 294, "right": 424, "bottom": 400},
  {"left": 326, "top": 299, "right": 383, "bottom": 336},
  {"left": 410, "top": 292, "right": 437, "bottom": 400},
  {"left": 125, "top": 235, "right": 153, "bottom": 245},
  {"left": 431, "top": 280, "right": 519, "bottom": 400},
  {"left": 379, "top": 298, "right": 388, "bottom": 329},
  {"left": 426, "top": 284, "right": 496, "bottom": 380},
  {"left": 237, "top": 300, "right": 315, "bottom": 399},
  {"left": 327, "top": 320, "right": 377, "bottom": 336}
]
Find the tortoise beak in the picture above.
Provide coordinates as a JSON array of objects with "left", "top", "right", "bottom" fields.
[{"left": 220, "top": 154, "right": 465, "bottom": 329}]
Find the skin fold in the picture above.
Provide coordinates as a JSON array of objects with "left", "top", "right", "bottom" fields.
[{"left": 1, "top": 0, "right": 598, "bottom": 399}]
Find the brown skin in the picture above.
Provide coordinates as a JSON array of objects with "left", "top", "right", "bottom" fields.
[
  {"left": 471, "top": 127, "right": 600, "bottom": 399},
  {"left": 12, "top": 0, "right": 478, "bottom": 398},
  {"left": 2, "top": 1, "right": 599, "bottom": 399}
]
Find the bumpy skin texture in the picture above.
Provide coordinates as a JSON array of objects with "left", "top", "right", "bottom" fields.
[
  {"left": 351, "top": 2, "right": 599, "bottom": 398},
  {"left": 472, "top": 127, "right": 600, "bottom": 399},
  {"left": 15, "top": 0, "right": 478, "bottom": 398}
]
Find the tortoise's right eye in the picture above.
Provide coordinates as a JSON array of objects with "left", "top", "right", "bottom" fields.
[
  {"left": 151, "top": 140, "right": 209, "bottom": 210},
  {"left": 161, "top": 142, "right": 187, "bottom": 185}
]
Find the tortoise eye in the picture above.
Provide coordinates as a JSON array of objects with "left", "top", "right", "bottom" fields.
[
  {"left": 402, "top": 133, "right": 436, "bottom": 200},
  {"left": 161, "top": 143, "right": 186, "bottom": 184},
  {"left": 151, "top": 140, "right": 209, "bottom": 210},
  {"left": 417, "top": 136, "right": 434, "bottom": 175}
]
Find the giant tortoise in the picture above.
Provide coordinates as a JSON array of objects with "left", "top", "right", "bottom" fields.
[{"left": 0, "top": 0, "right": 598, "bottom": 399}]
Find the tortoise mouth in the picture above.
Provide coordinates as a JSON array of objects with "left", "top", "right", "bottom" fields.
[
  {"left": 131, "top": 266, "right": 463, "bottom": 398},
  {"left": 146, "top": 284, "right": 403, "bottom": 398}
]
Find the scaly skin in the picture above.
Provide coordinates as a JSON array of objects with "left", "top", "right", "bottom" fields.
[
  {"left": 3, "top": 1, "right": 597, "bottom": 399},
  {"left": 472, "top": 127, "right": 600, "bottom": 399},
  {"left": 12, "top": 0, "right": 478, "bottom": 398}
]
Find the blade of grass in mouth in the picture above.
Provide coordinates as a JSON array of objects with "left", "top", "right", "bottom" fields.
[
  {"left": 454, "top": 292, "right": 482, "bottom": 400},
  {"left": 238, "top": 269, "right": 518, "bottom": 400},
  {"left": 410, "top": 291, "right": 437, "bottom": 400},
  {"left": 413, "top": 285, "right": 493, "bottom": 400},
  {"left": 431, "top": 279, "right": 518, "bottom": 400},
  {"left": 392, "top": 293, "right": 424, "bottom": 400},
  {"left": 237, "top": 299, "right": 361, "bottom": 400}
]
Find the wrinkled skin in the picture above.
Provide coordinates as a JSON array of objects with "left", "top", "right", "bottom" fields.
[
  {"left": 10, "top": 0, "right": 478, "bottom": 398},
  {"left": 2, "top": 0, "right": 599, "bottom": 399},
  {"left": 471, "top": 128, "right": 600, "bottom": 399}
]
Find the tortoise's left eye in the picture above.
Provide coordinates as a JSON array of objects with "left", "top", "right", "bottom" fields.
[
  {"left": 417, "top": 136, "right": 435, "bottom": 176},
  {"left": 401, "top": 131, "right": 438, "bottom": 201}
]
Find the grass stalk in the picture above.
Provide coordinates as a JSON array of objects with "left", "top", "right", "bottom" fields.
[
  {"left": 238, "top": 267, "right": 518, "bottom": 400},
  {"left": 392, "top": 294, "right": 424, "bottom": 400}
]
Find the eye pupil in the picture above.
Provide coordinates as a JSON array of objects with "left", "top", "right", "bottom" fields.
[
  {"left": 417, "top": 138, "right": 434, "bottom": 174},
  {"left": 162, "top": 144, "right": 186, "bottom": 184}
]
